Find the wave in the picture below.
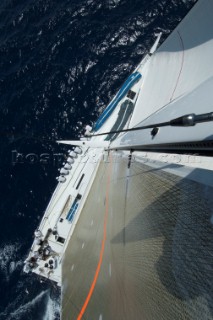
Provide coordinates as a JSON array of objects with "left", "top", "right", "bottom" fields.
[
  {"left": 0, "top": 289, "right": 60, "bottom": 320},
  {"left": 9, "top": 290, "right": 47, "bottom": 320},
  {"left": 0, "top": 243, "right": 22, "bottom": 281},
  {"left": 42, "top": 292, "right": 60, "bottom": 320}
]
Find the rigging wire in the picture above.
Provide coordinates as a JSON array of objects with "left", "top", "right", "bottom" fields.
[{"left": 92, "top": 111, "right": 213, "bottom": 137}]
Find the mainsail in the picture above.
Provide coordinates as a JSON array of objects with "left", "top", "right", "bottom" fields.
[{"left": 62, "top": 152, "right": 213, "bottom": 320}]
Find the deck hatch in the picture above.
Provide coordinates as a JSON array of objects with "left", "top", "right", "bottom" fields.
[
  {"left": 66, "top": 194, "right": 82, "bottom": 222},
  {"left": 76, "top": 174, "right": 85, "bottom": 190},
  {"left": 127, "top": 90, "right": 136, "bottom": 100}
]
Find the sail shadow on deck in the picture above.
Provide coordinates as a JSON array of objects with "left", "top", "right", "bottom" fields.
[
  {"left": 62, "top": 155, "right": 213, "bottom": 320},
  {"left": 111, "top": 160, "right": 213, "bottom": 319}
]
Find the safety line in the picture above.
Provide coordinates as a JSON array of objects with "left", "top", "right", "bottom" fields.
[{"left": 76, "top": 154, "right": 112, "bottom": 320}]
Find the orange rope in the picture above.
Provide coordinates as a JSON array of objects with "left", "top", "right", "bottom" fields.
[{"left": 77, "top": 155, "right": 112, "bottom": 320}]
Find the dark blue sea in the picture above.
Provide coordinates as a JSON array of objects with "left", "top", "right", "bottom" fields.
[{"left": 0, "top": 0, "right": 196, "bottom": 319}]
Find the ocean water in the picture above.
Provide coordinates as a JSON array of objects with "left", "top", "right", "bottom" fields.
[{"left": 0, "top": 0, "right": 196, "bottom": 319}]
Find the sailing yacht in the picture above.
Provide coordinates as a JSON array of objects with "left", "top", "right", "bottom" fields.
[{"left": 24, "top": 0, "right": 213, "bottom": 319}]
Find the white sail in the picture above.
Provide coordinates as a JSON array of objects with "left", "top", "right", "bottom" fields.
[{"left": 111, "top": 0, "right": 213, "bottom": 151}]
